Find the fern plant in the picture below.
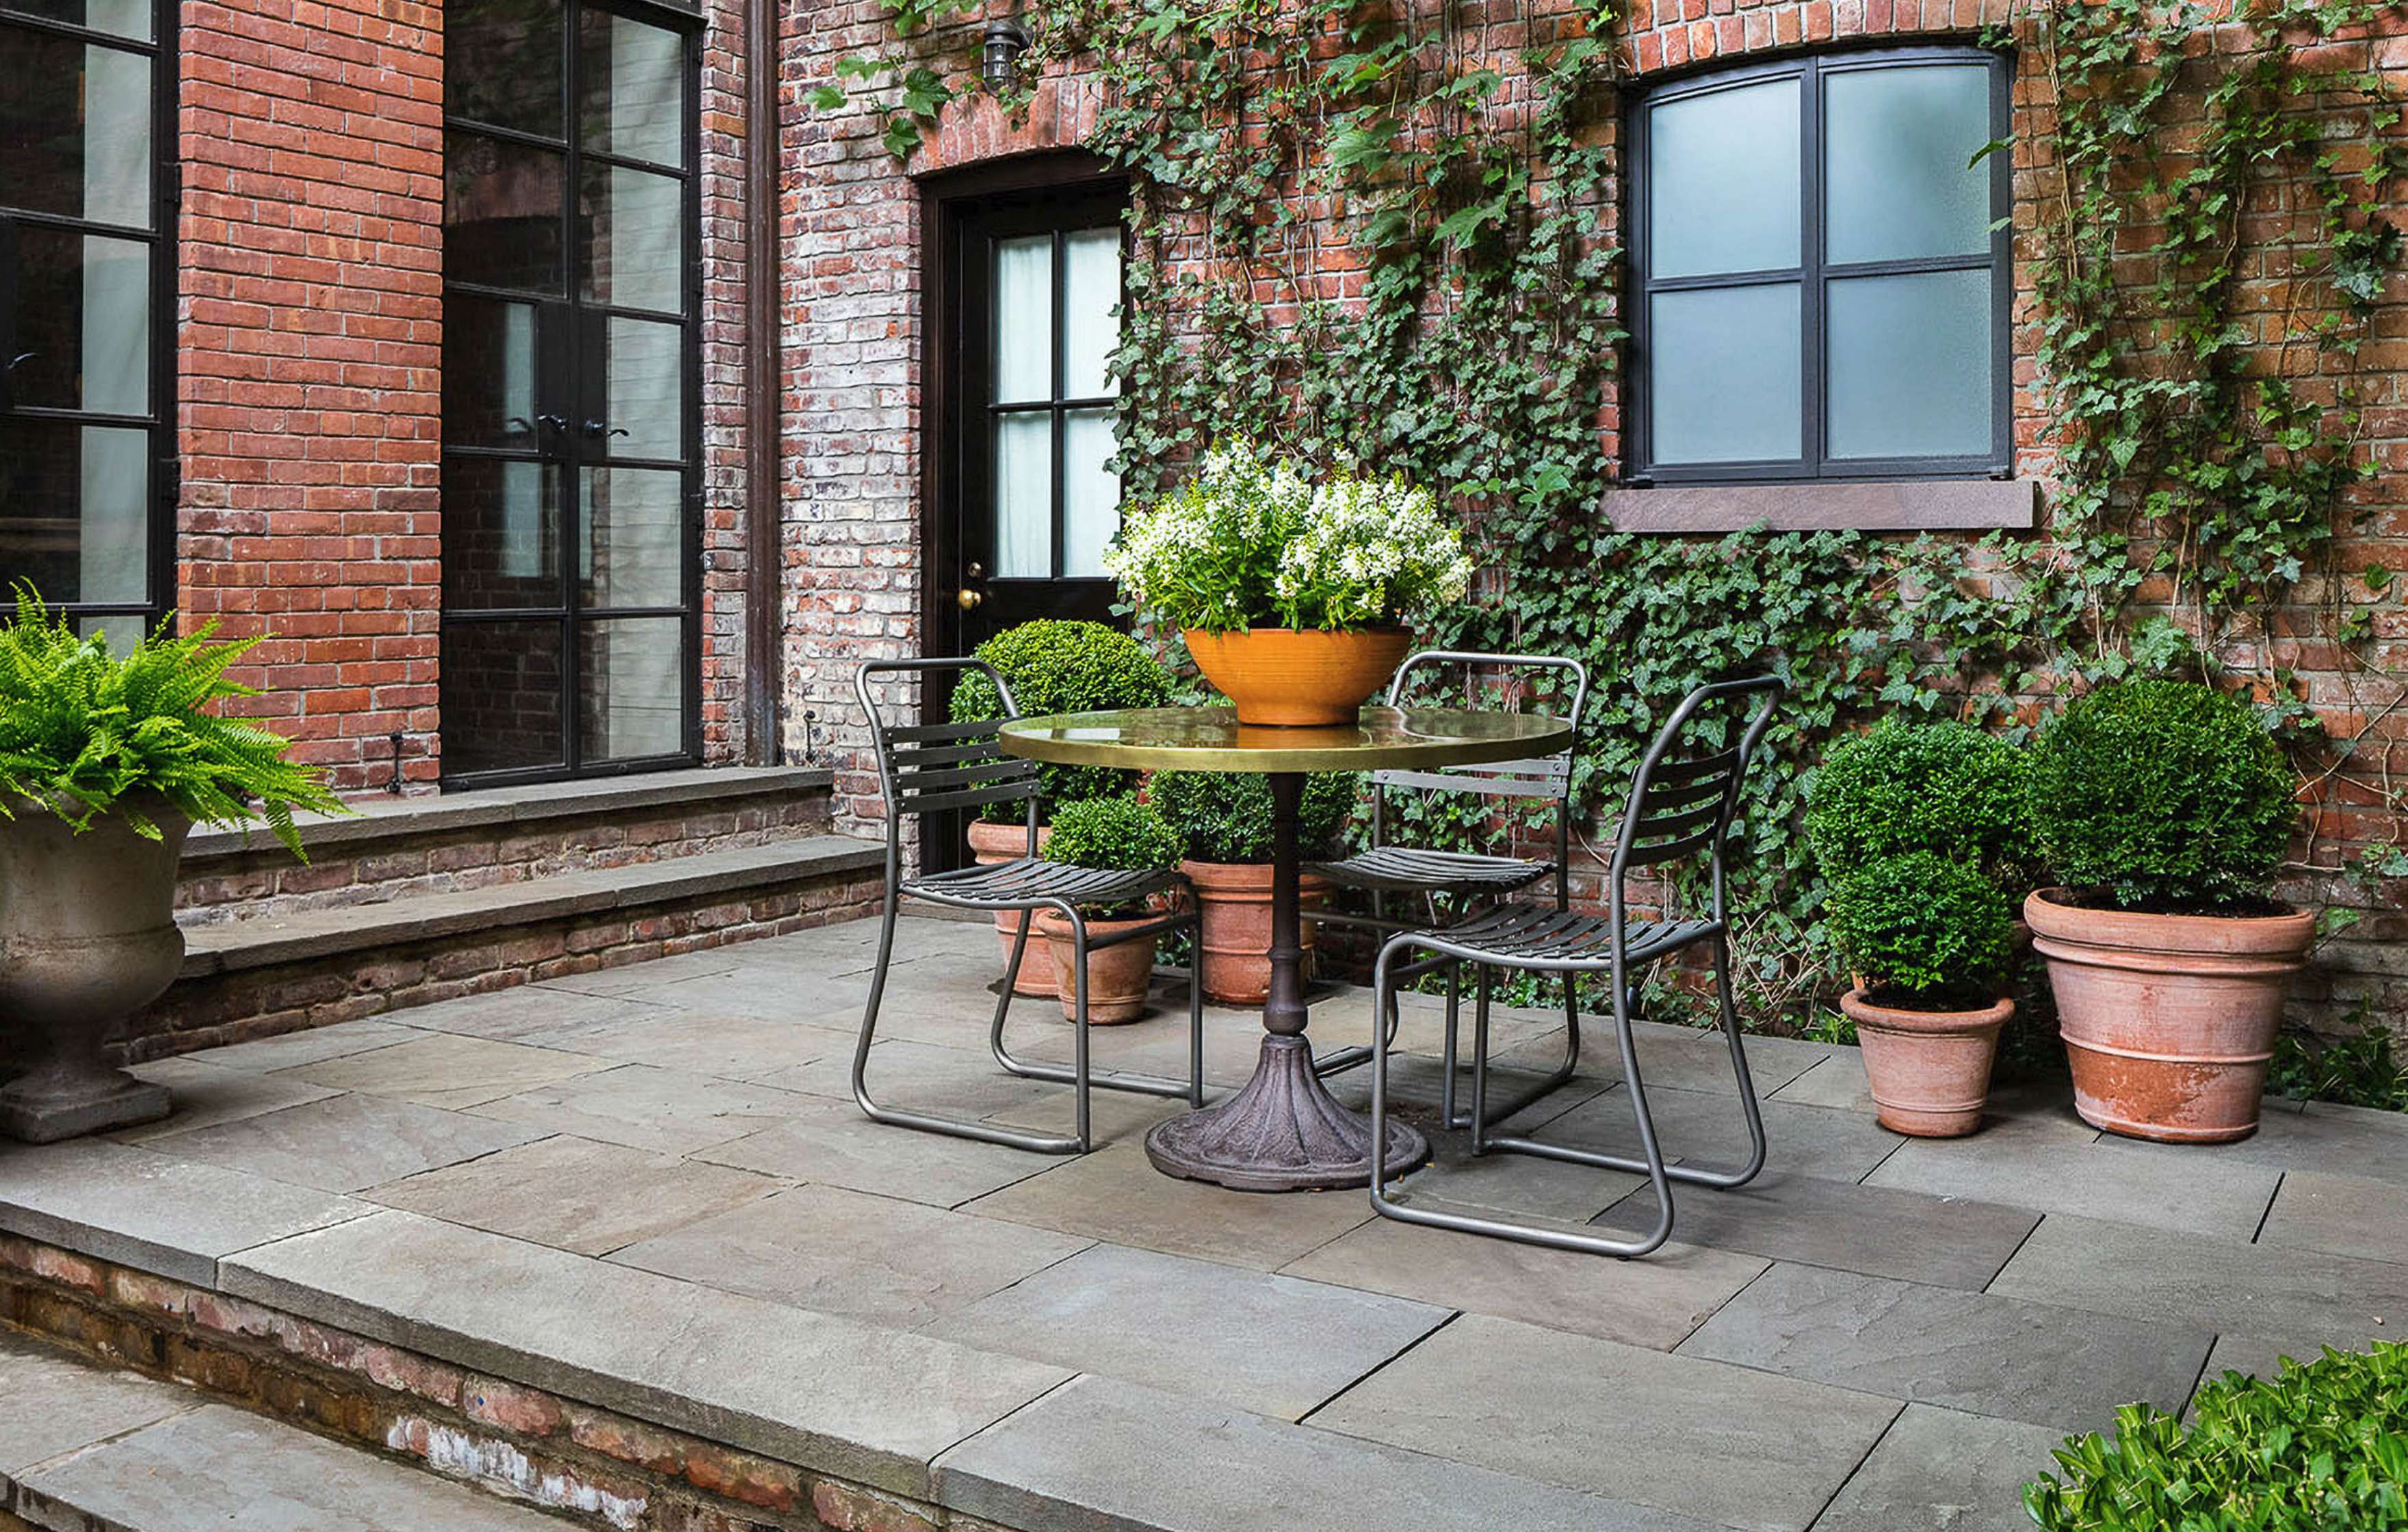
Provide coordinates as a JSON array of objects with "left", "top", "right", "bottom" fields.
[{"left": 0, "top": 587, "right": 347, "bottom": 858}]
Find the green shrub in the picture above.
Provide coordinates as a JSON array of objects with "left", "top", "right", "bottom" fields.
[
  {"left": 1825, "top": 851, "right": 2013, "bottom": 1007},
  {"left": 0, "top": 588, "right": 346, "bottom": 858},
  {"left": 949, "top": 620, "right": 1175, "bottom": 817},
  {"left": 2268, "top": 1020, "right": 2408, "bottom": 1112},
  {"left": 1804, "top": 717, "right": 2033, "bottom": 890},
  {"left": 2026, "top": 1342, "right": 2408, "bottom": 1530},
  {"left": 1147, "top": 770, "right": 1359, "bottom": 862},
  {"left": 2026, "top": 679, "right": 2297, "bottom": 911},
  {"left": 1042, "top": 796, "right": 1183, "bottom": 915}
]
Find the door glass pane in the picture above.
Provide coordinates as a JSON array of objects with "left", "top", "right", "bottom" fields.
[
  {"left": 441, "top": 457, "right": 560, "bottom": 608},
  {"left": 3, "top": 0, "right": 149, "bottom": 41},
  {"left": 1061, "top": 227, "right": 1119, "bottom": 399},
  {"left": 1062, "top": 408, "right": 1118, "bottom": 579},
  {"left": 12, "top": 227, "right": 148, "bottom": 414},
  {"left": 581, "top": 467, "right": 681, "bottom": 607},
  {"left": 581, "top": 12, "right": 685, "bottom": 168},
  {"left": 1649, "top": 283, "right": 1800, "bottom": 464},
  {"left": 0, "top": 30, "right": 150, "bottom": 228},
  {"left": 1826, "top": 64, "right": 1993, "bottom": 264},
  {"left": 442, "top": 295, "right": 544, "bottom": 449},
  {"left": 0, "top": 419, "right": 148, "bottom": 604},
  {"left": 601, "top": 315, "right": 683, "bottom": 460},
  {"left": 446, "top": 132, "right": 566, "bottom": 293},
  {"left": 1648, "top": 77, "right": 1799, "bottom": 278},
  {"left": 581, "top": 616, "right": 683, "bottom": 760},
  {"left": 992, "top": 235, "right": 1051, "bottom": 405},
  {"left": 446, "top": 0, "right": 562, "bottom": 138},
  {"left": 1827, "top": 269, "right": 1991, "bottom": 459},
  {"left": 993, "top": 411, "right": 1049, "bottom": 578},
  {"left": 581, "top": 163, "right": 682, "bottom": 315},
  {"left": 441, "top": 619, "right": 566, "bottom": 776}
]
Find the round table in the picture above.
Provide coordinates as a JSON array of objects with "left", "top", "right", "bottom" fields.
[{"left": 999, "top": 704, "right": 1575, "bottom": 1192}]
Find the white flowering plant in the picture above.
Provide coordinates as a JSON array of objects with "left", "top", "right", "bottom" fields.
[{"left": 1103, "top": 442, "right": 1474, "bottom": 633}]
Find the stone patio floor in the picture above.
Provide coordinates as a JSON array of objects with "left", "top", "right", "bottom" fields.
[{"left": 5, "top": 912, "right": 2407, "bottom": 1531}]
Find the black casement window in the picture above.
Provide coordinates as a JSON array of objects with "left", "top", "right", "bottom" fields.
[{"left": 1630, "top": 48, "right": 2013, "bottom": 484}]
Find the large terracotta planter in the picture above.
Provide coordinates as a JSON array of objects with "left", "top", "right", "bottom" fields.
[
  {"left": 1183, "top": 859, "right": 1329, "bottom": 1005},
  {"left": 967, "top": 817, "right": 1054, "bottom": 996},
  {"left": 2026, "top": 888, "right": 2316, "bottom": 1144},
  {"left": 1841, "top": 986, "right": 2012, "bottom": 1138},
  {"left": 0, "top": 796, "right": 187, "bottom": 1142},
  {"left": 1183, "top": 627, "right": 1412, "bottom": 726},
  {"left": 1032, "top": 910, "right": 1160, "bottom": 1025}
]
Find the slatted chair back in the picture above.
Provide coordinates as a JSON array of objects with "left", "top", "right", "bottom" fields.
[
  {"left": 855, "top": 659, "right": 1042, "bottom": 860},
  {"left": 1605, "top": 675, "right": 1784, "bottom": 926},
  {"left": 1369, "top": 650, "right": 1589, "bottom": 893}
]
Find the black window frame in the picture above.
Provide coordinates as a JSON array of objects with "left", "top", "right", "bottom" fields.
[{"left": 1627, "top": 45, "right": 2013, "bottom": 486}]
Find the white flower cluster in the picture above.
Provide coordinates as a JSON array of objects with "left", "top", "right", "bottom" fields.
[{"left": 1275, "top": 474, "right": 1474, "bottom": 629}]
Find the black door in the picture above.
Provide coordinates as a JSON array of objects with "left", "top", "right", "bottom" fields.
[{"left": 439, "top": 0, "right": 703, "bottom": 784}]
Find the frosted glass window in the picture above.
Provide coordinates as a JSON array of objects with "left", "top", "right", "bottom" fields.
[
  {"left": 995, "top": 414, "right": 1051, "bottom": 578},
  {"left": 83, "top": 45, "right": 150, "bottom": 227},
  {"left": 79, "top": 235, "right": 148, "bottom": 415},
  {"left": 605, "top": 316, "right": 683, "bottom": 460},
  {"left": 1061, "top": 228, "right": 1121, "bottom": 399},
  {"left": 1647, "top": 78, "right": 1799, "bottom": 279},
  {"left": 586, "top": 13, "right": 685, "bottom": 167},
  {"left": 1062, "top": 408, "right": 1119, "bottom": 578},
  {"left": 500, "top": 460, "right": 546, "bottom": 580},
  {"left": 993, "top": 236, "right": 1052, "bottom": 405},
  {"left": 1827, "top": 270, "right": 1992, "bottom": 460},
  {"left": 1826, "top": 65, "right": 1993, "bottom": 264},
  {"left": 1649, "top": 285, "right": 1800, "bottom": 464},
  {"left": 581, "top": 467, "right": 683, "bottom": 607},
  {"left": 584, "top": 165, "right": 683, "bottom": 315},
  {"left": 583, "top": 616, "right": 683, "bottom": 760},
  {"left": 75, "top": 425, "right": 147, "bottom": 604}
]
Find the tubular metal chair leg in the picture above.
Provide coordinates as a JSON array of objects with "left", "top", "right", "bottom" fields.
[{"left": 989, "top": 908, "right": 1208, "bottom": 1106}]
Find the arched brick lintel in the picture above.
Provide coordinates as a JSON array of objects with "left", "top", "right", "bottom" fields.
[
  {"left": 912, "top": 77, "right": 1106, "bottom": 174},
  {"left": 1625, "top": 0, "right": 2019, "bottom": 77}
]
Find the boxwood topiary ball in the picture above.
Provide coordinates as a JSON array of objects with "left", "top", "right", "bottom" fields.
[
  {"left": 950, "top": 620, "right": 1175, "bottom": 816},
  {"left": 1804, "top": 715, "right": 2033, "bottom": 891},
  {"left": 1827, "top": 850, "right": 2014, "bottom": 1007}
]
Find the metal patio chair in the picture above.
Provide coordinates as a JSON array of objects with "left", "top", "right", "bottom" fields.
[
  {"left": 850, "top": 657, "right": 1204, "bottom": 1154},
  {"left": 1309, "top": 650, "right": 1590, "bottom": 1130},
  {"left": 1367, "top": 674, "right": 1785, "bottom": 1258}
]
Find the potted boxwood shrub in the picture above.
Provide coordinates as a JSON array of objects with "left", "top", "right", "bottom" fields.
[
  {"left": 1829, "top": 852, "right": 2019, "bottom": 1137},
  {"left": 1103, "top": 440, "right": 1471, "bottom": 726},
  {"left": 2025, "top": 679, "right": 2307, "bottom": 1143},
  {"left": 1803, "top": 715, "right": 2035, "bottom": 897},
  {"left": 0, "top": 592, "right": 344, "bottom": 1142},
  {"left": 1033, "top": 795, "right": 1184, "bottom": 1024},
  {"left": 950, "top": 620, "right": 1175, "bottom": 996},
  {"left": 1147, "top": 769, "right": 1358, "bottom": 1004}
]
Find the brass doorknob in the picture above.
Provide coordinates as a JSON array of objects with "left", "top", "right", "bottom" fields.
[{"left": 957, "top": 588, "right": 983, "bottom": 611}]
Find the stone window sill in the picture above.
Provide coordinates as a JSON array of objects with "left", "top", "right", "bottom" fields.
[{"left": 1599, "top": 479, "right": 2039, "bottom": 534}]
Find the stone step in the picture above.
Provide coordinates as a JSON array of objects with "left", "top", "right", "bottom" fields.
[{"left": 0, "top": 1330, "right": 587, "bottom": 1532}]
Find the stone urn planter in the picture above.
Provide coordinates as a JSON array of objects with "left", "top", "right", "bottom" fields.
[
  {"left": 1840, "top": 985, "right": 2013, "bottom": 1138},
  {"left": 1183, "top": 859, "right": 1329, "bottom": 1005},
  {"left": 2026, "top": 888, "right": 2316, "bottom": 1144},
  {"left": 0, "top": 796, "right": 188, "bottom": 1142},
  {"left": 1182, "top": 627, "right": 1412, "bottom": 726},
  {"left": 1032, "top": 910, "right": 1160, "bottom": 1025},
  {"left": 967, "top": 817, "right": 1054, "bottom": 996}
]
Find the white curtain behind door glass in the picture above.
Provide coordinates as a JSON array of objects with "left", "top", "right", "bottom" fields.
[
  {"left": 1060, "top": 227, "right": 1118, "bottom": 399},
  {"left": 1061, "top": 408, "right": 1118, "bottom": 578},
  {"left": 993, "top": 236, "right": 1051, "bottom": 403},
  {"left": 993, "top": 235, "right": 1053, "bottom": 577}
]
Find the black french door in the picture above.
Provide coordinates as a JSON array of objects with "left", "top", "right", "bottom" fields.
[{"left": 440, "top": 0, "right": 702, "bottom": 784}]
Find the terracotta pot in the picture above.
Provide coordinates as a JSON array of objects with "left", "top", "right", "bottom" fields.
[
  {"left": 1182, "top": 860, "right": 1330, "bottom": 1005},
  {"left": 1840, "top": 986, "right": 2012, "bottom": 1138},
  {"left": 967, "top": 817, "right": 1054, "bottom": 996},
  {"left": 2026, "top": 888, "right": 2315, "bottom": 1144},
  {"left": 1032, "top": 910, "right": 1161, "bottom": 1025},
  {"left": 1182, "top": 627, "right": 1413, "bottom": 727}
]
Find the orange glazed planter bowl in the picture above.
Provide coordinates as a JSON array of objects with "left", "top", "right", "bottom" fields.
[
  {"left": 1840, "top": 987, "right": 2012, "bottom": 1139},
  {"left": 1182, "top": 627, "right": 1413, "bottom": 726},
  {"left": 2025, "top": 888, "right": 2316, "bottom": 1144}
]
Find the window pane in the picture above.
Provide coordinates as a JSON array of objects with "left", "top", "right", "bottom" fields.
[
  {"left": 441, "top": 619, "right": 566, "bottom": 776},
  {"left": 1827, "top": 269, "right": 1992, "bottom": 460},
  {"left": 2, "top": 0, "right": 148, "bottom": 41},
  {"left": 446, "top": 131, "right": 565, "bottom": 294},
  {"left": 994, "top": 410, "right": 1049, "bottom": 578},
  {"left": 581, "top": 616, "right": 683, "bottom": 760},
  {"left": 581, "top": 466, "right": 681, "bottom": 608},
  {"left": 581, "top": 163, "right": 682, "bottom": 315},
  {"left": 1061, "top": 227, "right": 1119, "bottom": 399},
  {"left": 1826, "top": 64, "right": 1993, "bottom": 264},
  {"left": 0, "top": 30, "right": 150, "bottom": 228},
  {"left": 1648, "top": 284, "right": 1800, "bottom": 465},
  {"left": 447, "top": 0, "right": 562, "bottom": 139},
  {"left": 600, "top": 315, "right": 683, "bottom": 460},
  {"left": 1061, "top": 408, "right": 1118, "bottom": 579},
  {"left": 992, "top": 235, "right": 1051, "bottom": 405},
  {"left": 442, "top": 295, "right": 545, "bottom": 449},
  {"left": 12, "top": 228, "right": 148, "bottom": 415},
  {"left": 581, "top": 11, "right": 685, "bottom": 168},
  {"left": 441, "top": 457, "right": 560, "bottom": 608},
  {"left": 1647, "top": 77, "right": 1799, "bottom": 279},
  {"left": 0, "top": 419, "right": 148, "bottom": 604}
]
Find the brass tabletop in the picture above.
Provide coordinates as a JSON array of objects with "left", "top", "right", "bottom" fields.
[{"left": 997, "top": 705, "right": 1571, "bottom": 775}]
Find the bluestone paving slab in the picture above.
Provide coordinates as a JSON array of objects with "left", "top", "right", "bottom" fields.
[
  {"left": 14, "top": 1401, "right": 584, "bottom": 1531},
  {"left": 1493, "top": 1020, "right": 1835, "bottom": 1100},
  {"left": 1767, "top": 1052, "right": 1876, "bottom": 1115},
  {"left": 980, "top": 1086, "right": 1190, "bottom": 1149},
  {"left": 281, "top": 1033, "right": 612, "bottom": 1109},
  {"left": 1807, "top": 1405, "right": 2067, "bottom": 1532},
  {"left": 112, "top": 1058, "right": 339, "bottom": 1142},
  {"left": 0, "top": 1138, "right": 369, "bottom": 1286},
  {"left": 0, "top": 1332, "right": 193, "bottom": 1475},
  {"left": 1866, "top": 1121, "right": 2282, "bottom": 1238},
  {"left": 2255, "top": 1169, "right": 2408, "bottom": 1264},
  {"left": 926, "top": 1243, "right": 1448, "bottom": 1419},
  {"left": 1989, "top": 1213, "right": 2408, "bottom": 1352},
  {"left": 610, "top": 1182, "right": 1090, "bottom": 1328},
  {"left": 185, "top": 1018, "right": 424, "bottom": 1072},
  {"left": 1678, "top": 1262, "right": 2212, "bottom": 1430},
  {"left": 1281, "top": 1213, "right": 1768, "bottom": 1350},
  {"left": 393, "top": 986, "right": 675, "bottom": 1042},
  {"left": 1360, "top": 1123, "right": 1649, "bottom": 1226},
  {"left": 1593, "top": 1171, "right": 2041, "bottom": 1291},
  {"left": 1533, "top": 1083, "right": 1905, "bottom": 1183},
  {"left": 142, "top": 1092, "right": 546, "bottom": 1193},
  {"left": 962, "top": 1139, "right": 1375, "bottom": 1269},
  {"left": 469, "top": 1064, "right": 813, "bottom": 1154},
  {"left": 932, "top": 1372, "right": 1723, "bottom": 1532},
  {"left": 2164, "top": 1098, "right": 2408, "bottom": 1183},
  {"left": 506, "top": 1009, "right": 863, "bottom": 1082},
  {"left": 770, "top": 1037, "right": 1071, "bottom": 1116},
  {"left": 367, "top": 1135, "right": 785, "bottom": 1256},
  {"left": 629, "top": 964, "right": 878, "bottom": 1027},
  {"left": 220, "top": 1209, "right": 1073, "bottom": 1496},
  {"left": 2194, "top": 1332, "right": 2332, "bottom": 1392},
  {"left": 1309, "top": 1313, "right": 1901, "bottom": 1532},
  {"left": 695, "top": 1094, "right": 1056, "bottom": 1206}
]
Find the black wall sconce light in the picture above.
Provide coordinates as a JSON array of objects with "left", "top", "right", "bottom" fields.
[{"left": 982, "top": 18, "right": 1030, "bottom": 93}]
